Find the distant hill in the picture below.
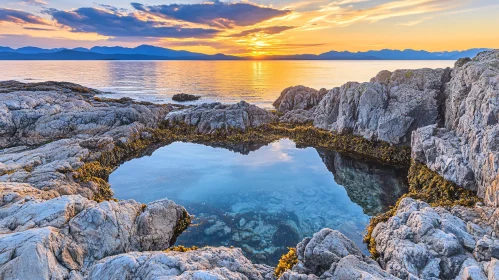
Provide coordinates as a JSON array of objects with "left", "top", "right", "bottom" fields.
[
  {"left": 0, "top": 50, "right": 239, "bottom": 61},
  {"left": 90, "top": 45, "right": 207, "bottom": 58},
  {"left": 0, "top": 45, "right": 491, "bottom": 60}
]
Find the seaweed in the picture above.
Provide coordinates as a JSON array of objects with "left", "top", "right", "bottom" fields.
[
  {"left": 274, "top": 247, "right": 298, "bottom": 278},
  {"left": 165, "top": 245, "right": 199, "bottom": 252},
  {"left": 364, "top": 160, "right": 481, "bottom": 258}
]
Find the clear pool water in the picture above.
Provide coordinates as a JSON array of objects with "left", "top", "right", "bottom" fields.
[{"left": 109, "top": 139, "right": 408, "bottom": 265}]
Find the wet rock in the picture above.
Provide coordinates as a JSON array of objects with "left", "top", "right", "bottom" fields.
[
  {"left": 273, "top": 86, "right": 327, "bottom": 114},
  {"left": 172, "top": 93, "right": 201, "bottom": 102},
  {"left": 165, "top": 101, "right": 278, "bottom": 133},
  {"left": 313, "top": 68, "right": 451, "bottom": 145}
]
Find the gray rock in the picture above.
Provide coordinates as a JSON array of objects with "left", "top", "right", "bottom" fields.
[
  {"left": 273, "top": 86, "right": 327, "bottom": 114},
  {"left": 313, "top": 68, "right": 451, "bottom": 145},
  {"left": 372, "top": 197, "right": 499, "bottom": 279},
  {"left": 411, "top": 125, "right": 476, "bottom": 191},
  {"left": 287, "top": 229, "right": 395, "bottom": 279},
  {"left": 413, "top": 50, "right": 499, "bottom": 206},
  {"left": 279, "top": 109, "right": 315, "bottom": 124},
  {"left": 0, "top": 184, "right": 188, "bottom": 279},
  {"left": 87, "top": 247, "right": 269, "bottom": 280},
  {"left": 165, "top": 101, "right": 278, "bottom": 133}
]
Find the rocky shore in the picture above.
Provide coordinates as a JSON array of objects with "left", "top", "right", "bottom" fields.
[{"left": 0, "top": 50, "right": 498, "bottom": 279}]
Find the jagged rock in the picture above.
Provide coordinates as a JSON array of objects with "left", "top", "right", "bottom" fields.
[
  {"left": 0, "top": 83, "right": 170, "bottom": 149},
  {"left": 279, "top": 109, "right": 315, "bottom": 124},
  {"left": 313, "top": 68, "right": 451, "bottom": 145},
  {"left": 273, "top": 86, "right": 327, "bottom": 114},
  {"left": 172, "top": 93, "right": 201, "bottom": 102},
  {"left": 165, "top": 101, "right": 278, "bottom": 133},
  {"left": 411, "top": 125, "right": 477, "bottom": 191},
  {"left": 86, "top": 247, "right": 269, "bottom": 279},
  {"left": 286, "top": 229, "right": 396, "bottom": 279},
  {"left": 0, "top": 184, "right": 188, "bottom": 279},
  {"left": 372, "top": 197, "right": 499, "bottom": 279},
  {"left": 413, "top": 50, "right": 499, "bottom": 206},
  {"left": 0, "top": 82, "right": 175, "bottom": 198}
]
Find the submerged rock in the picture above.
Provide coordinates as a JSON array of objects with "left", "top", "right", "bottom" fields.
[
  {"left": 165, "top": 101, "right": 278, "bottom": 133},
  {"left": 172, "top": 93, "right": 201, "bottom": 102},
  {"left": 318, "top": 149, "right": 408, "bottom": 216}
]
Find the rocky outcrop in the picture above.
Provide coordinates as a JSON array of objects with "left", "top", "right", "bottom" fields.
[
  {"left": 372, "top": 197, "right": 499, "bottom": 279},
  {"left": 412, "top": 50, "right": 499, "bottom": 206},
  {"left": 411, "top": 125, "right": 477, "bottom": 191},
  {"left": 273, "top": 86, "right": 327, "bottom": 114},
  {"left": 165, "top": 101, "right": 278, "bottom": 133},
  {"left": 0, "top": 82, "right": 190, "bottom": 279},
  {"left": 87, "top": 247, "right": 273, "bottom": 280},
  {"left": 281, "top": 229, "right": 398, "bottom": 279},
  {"left": 313, "top": 68, "right": 451, "bottom": 145},
  {"left": 0, "top": 82, "right": 169, "bottom": 149},
  {"left": 0, "top": 184, "right": 188, "bottom": 280},
  {"left": 279, "top": 109, "right": 316, "bottom": 124}
]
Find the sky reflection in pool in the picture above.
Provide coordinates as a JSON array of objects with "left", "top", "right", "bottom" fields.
[{"left": 109, "top": 139, "right": 407, "bottom": 265}]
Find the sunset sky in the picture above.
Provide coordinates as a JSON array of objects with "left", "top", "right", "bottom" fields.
[{"left": 1, "top": 0, "right": 498, "bottom": 55}]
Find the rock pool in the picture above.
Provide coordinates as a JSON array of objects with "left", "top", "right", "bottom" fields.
[{"left": 109, "top": 139, "right": 408, "bottom": 265}]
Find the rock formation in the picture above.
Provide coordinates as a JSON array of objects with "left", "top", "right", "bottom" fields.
[
  {"left": 273, "top": 86, "right": 327, "bottom": 114},
  {"left": 281, "top": 229, "right": 397, "bottom": 279},
  {"left": 0, "top": 82, "right": 190, "bottom": 279},
  {"left": 412, "top": 51, "right": 499, "bottom": 206},
  {"left": 312, "top": 68, "right": 451, "bottom": 145},
  {"left": 165, "top": 101, "right": 278, "bottom": 133}
]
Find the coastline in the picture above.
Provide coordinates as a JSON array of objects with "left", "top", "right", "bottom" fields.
[{"left": 1, "top": 50, "right": 498, "bottom": 279}]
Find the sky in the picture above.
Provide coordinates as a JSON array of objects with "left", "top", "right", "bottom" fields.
[{"left": 0, "top": 0, "right": 498, "bottom": 56}]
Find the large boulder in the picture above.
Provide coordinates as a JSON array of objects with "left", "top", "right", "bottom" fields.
[
  {"left": 165, "top": 101, "right": 278, "bottom": 133},
  {"left": 313, "top": 68, "right": 451, "bottom": 145},
  {"left": 273, "top": 86, "right": 327, "bottom": 114}
]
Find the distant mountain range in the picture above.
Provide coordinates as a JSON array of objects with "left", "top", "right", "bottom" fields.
[{"left": 0, "top": 45, "right": 490, "bottom": 60}]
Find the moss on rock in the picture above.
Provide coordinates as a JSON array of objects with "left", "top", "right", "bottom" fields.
[{"left": 364, "top": 160, "right": 481, "bottom": 258}]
